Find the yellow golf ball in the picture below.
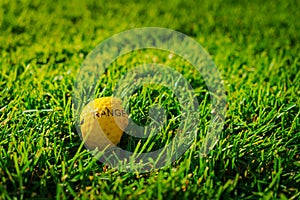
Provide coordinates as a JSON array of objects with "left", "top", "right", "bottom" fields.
[{"left": 80, "top": 97, "right": 128, "bottom": 150}]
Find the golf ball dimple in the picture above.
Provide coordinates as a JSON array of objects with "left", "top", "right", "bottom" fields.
[{"left": 80, "top": 97, "right": 128, "bottom": 150}]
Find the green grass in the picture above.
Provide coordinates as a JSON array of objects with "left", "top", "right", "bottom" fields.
[{"left": 0, "top": 0, "right": 299, "bottom": 199}]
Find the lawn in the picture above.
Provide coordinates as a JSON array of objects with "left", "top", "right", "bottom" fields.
[{"left": 0, "top": 0, "right": 299, "bottom": 199}]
